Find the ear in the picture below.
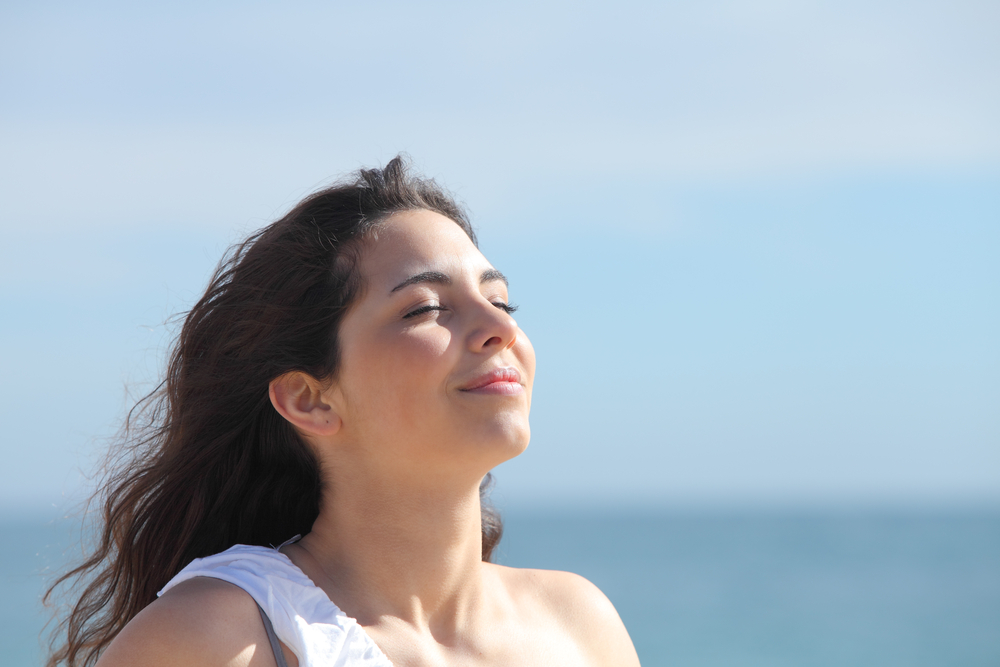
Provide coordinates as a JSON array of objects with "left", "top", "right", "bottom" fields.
[{"left": 269, "top": 371, "right": 342, "bottom": 437}]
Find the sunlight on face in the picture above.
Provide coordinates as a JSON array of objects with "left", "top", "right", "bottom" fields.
[{"left": 331, "top": 209, "right": 535, "bottom": 485}]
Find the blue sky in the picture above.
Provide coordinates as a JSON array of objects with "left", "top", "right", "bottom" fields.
[{"left": 1, "top": 1, "right": 997, "bottom": 513}]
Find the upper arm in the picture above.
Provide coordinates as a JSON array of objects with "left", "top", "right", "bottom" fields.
[
  {"left": 534, "top": 570, "right": 642, "bottom": 667},
  {"left": 96, "top": 578, "right": 281, "bottom": 667}
]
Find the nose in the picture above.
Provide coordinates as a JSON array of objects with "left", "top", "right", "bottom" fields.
[{"left": 467, "top": 298, "right": 519, "bottom": 354}]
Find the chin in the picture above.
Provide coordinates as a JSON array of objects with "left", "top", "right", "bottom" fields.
[{"left": 479, "top": 418, "right": 531, "bottom": 467}]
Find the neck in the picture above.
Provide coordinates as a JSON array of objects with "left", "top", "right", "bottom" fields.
[{"left": 292, "top": 471, "right": 488, "bottom": 632}]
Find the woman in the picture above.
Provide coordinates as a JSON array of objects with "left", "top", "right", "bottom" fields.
[{"left": 48, "top": 158, "right": 641, "bottom": 666}]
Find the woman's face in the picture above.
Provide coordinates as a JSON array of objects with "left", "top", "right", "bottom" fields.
[{"left": 326, "top": 209, "right": 535, "bottom": 485}]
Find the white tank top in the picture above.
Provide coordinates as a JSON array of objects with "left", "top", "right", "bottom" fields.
[{"left": 159, "top": 542, "right": 393, "bottom": 667}]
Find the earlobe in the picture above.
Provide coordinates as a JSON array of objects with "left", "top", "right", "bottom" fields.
[{"left": 269, "top": 372, "right": 342, "bottom": 437}]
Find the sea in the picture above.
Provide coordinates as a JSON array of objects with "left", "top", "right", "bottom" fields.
[{"left": 5, "top": 509, "right": 999, "bottom": 666}]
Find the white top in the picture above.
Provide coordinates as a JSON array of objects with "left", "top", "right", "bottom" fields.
[{"left": 159, "top": 543, "right": 393, "bottom": 667}]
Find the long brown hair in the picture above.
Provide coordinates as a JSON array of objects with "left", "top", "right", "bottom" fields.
[{"left": 45, "top": 157, "right": 504, "bottom": 667}]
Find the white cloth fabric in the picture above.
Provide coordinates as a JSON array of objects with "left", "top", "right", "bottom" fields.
[{"left": 159, "top": 543, "right": 393, "bottom": 667}]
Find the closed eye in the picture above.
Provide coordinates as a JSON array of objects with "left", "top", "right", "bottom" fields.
[
  {"left": 403, "top": 304, "right": 447, "bottom": 319},
  {"left": 493, "top": 302, "right": 518, "bottom": 314}
]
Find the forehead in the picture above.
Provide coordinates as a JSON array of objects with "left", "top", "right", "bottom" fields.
[{"left": 358, "top": 209, "right": 486, "bottom": 288}]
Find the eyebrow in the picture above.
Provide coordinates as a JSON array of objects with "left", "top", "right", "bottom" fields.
[
  {"left": 480, "top": 268, "right": 509, "bottom": 286},
  {"left": 390, "top": 269, "right": 508, "bottom": 293}
]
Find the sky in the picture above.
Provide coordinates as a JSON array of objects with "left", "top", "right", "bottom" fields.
[{"left": 1, "top": 0, "right": 997, "bottom": 514}]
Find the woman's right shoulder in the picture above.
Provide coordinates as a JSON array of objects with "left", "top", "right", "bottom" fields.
[{"left": 96, "top": 577, "right": 278, "bottom": 667}]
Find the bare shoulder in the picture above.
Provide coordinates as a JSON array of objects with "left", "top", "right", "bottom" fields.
[
  {"left": 492, "top": 565, "right": 641, "bottom": 667},
  {"left": 97, "top": 577, "right": 281, "bottom": 667}
]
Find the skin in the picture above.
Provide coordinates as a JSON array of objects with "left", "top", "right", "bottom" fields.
[{"left": 97, "top": 209, "right": 641, "bottom": 667}]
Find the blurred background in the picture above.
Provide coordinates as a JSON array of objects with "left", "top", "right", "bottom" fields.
[{"left": 2, "top": 1, "right": 997, "bottom": 665}]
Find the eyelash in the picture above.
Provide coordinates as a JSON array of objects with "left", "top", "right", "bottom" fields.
[{"left": 403, "top": 302, "right": 519, "bottom": 319}]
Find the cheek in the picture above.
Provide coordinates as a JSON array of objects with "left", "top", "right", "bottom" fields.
[
  {"left": 396, "top": 328, "right": 452, "bottom": 369},
  {"left": 348, "top": 328, "right": 453, "bottom": 414},
  {"left": 515, "top": 331, "right": 536, "bottom": 386},
  {"left": 387, "top": 328, "right": 453, "bottom": 387}
]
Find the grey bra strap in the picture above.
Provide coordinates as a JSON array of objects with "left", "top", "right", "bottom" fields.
[{"left": 256, "top": 602, "right": 291, "bottom": 667}]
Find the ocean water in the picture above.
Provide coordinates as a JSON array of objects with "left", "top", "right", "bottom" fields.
[{"left": 5, "top": 510, "right": 999, "bottom": 666}]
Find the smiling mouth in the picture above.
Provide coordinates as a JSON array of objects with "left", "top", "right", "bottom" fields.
[{"left": 459, "top": 367, "right": 523, "bottom": 395}]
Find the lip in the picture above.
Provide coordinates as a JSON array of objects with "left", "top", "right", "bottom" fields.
[{"left": 459, "top": 367, "right": 523, "bottom": 395}]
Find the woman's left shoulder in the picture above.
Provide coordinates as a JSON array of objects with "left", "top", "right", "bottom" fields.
[{"left": 488, "top": 564, "right": 641, "bottom": 666}]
